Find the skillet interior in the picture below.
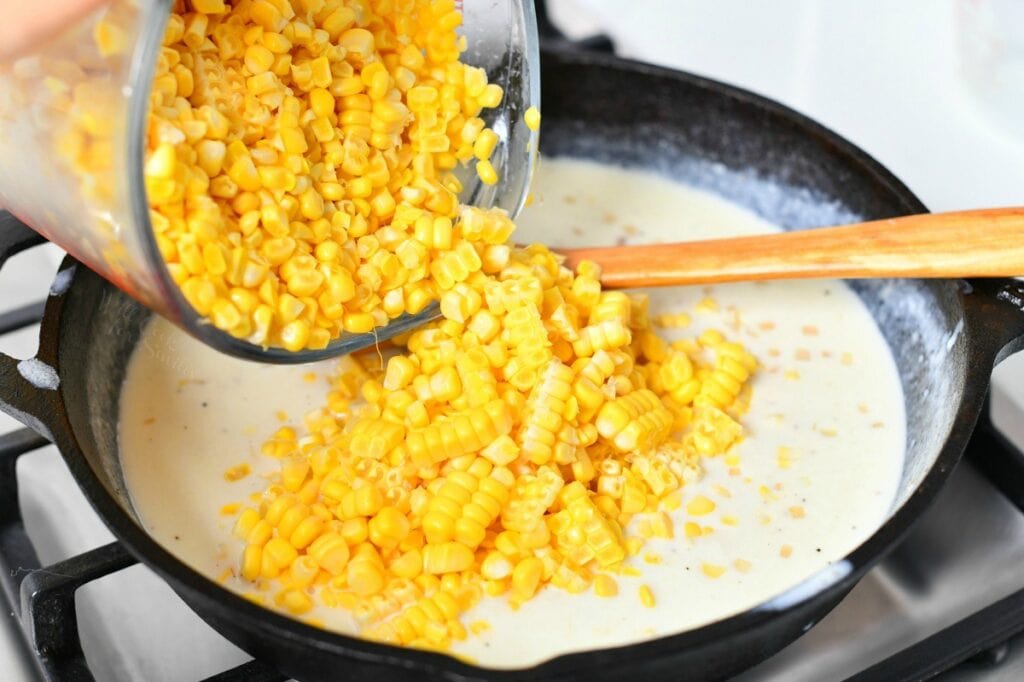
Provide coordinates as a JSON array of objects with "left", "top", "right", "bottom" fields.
[
  {"left": 51, "top": 47, "right": 965, "bottom": 678},
  {"left": 537, "top": 51, "right": 963, "bottom": 509}
]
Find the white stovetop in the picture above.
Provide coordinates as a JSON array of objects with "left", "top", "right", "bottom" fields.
[{"left": 2, "top": 1, "right": 1022, "bottom": 679}]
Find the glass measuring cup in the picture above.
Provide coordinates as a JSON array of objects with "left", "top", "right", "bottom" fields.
[{"left": 0, "top": 0, "right": 540, "bottom": 363}]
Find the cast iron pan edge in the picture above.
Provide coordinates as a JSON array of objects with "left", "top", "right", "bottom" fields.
[{"left": 1, "top": 47, "right": 1023, "bottom": 680}]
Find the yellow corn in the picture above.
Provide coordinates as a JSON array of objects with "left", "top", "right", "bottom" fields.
[
  {"left": 593, "top": 574, "right": 618, "bottom": 598},
  {"left": 368, "top": 506, "right": 411, "bottom": 549},
  {"left": 473, "top": 130, "right": 499, "bottom": 160},
  {"left": 308, "top": 533, "right": 350, "bottom": 576},
  {"left": 422, "top": 542, "right": 474, "bottom": 574},
  {"left": 135, "top": 0, "right": 506, "bottom": 351},
  {"left": 279, "top": 589, "right": 314, "bottom": 615},
  {"left": 475, "top": 159, "right": 499, "bottom": 186},
  {"left": 517, "top": 360, "right": 575, "bottom": 465},
  {"left": 686, "top": 495, "right": 717, "bottom": 516},
  {"left": 702, "top": 563, "right": 727, "bottom": 579},
  {"left": 595, "top": 389, "right": 672, "bottom": 453},
  {"left": 404, "top": 400, "right": 513, "bottom": 466},
  {"left": 511, "top": 556, "right": 543, "bottom": 601},
  {"left": 524, "top": 106, "right": 541, "bottom": 131},
  {"left": 638, "top": 584, "right": 655, "bottom": 608},
  {"left": 194, "top": 0, "right": 763, "bottom": 645},
  {"left": 223, "top": 463, "right": 251, "bottom": 482},
  {"left": 348, "top": 559, "right": 386, "bottom": 597}
]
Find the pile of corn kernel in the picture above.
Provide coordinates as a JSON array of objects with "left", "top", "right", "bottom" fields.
[
  {"left": 231, "top": 221, "right": 758, "bottom": 651},
  {"left": 146, "top": 0, "right": 511, "bottom": 350}
]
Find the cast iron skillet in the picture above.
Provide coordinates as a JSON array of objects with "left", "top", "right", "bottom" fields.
[{"left": 3, "top": 45, "right": 1024, "bottom": 681}]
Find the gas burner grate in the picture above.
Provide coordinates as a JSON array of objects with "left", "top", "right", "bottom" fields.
[
  {"left": 0, "top": 213, "right": 285, "bottom": 682},
  {"left": 847, "top": 409, "right": 1024, "bottom": 680},
  {"left": 0, "top": 432, "right": 286, "bottom": 682}
]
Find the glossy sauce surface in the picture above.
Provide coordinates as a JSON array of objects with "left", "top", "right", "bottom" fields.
[{"left": 119, "top": 158, "right": 905, "bottom": 667}]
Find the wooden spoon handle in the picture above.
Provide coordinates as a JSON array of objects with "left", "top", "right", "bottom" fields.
[{"left": 556, "top": 207, "right": 1024, "bottom": 288}]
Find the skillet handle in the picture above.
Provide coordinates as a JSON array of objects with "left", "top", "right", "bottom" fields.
[
  {"left": 0, "top": 211, "right": 63, "bottom": 440},
  {"left": 963, "top": 278, "right": 1024, "bottom": 367}
]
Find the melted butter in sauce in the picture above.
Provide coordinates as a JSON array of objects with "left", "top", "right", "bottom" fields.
[{"left": 119, "top": 158, "right": 905, "bottom": 668}]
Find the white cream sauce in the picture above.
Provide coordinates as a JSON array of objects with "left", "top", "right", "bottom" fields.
[{"left": 119, "top": 158, "right": 906, "bottom": 668}]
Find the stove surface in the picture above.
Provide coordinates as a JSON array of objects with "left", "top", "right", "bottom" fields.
[
  {"left": 741, "top": 459, "right": 1024, "bottom": 680},
  {"left": 3, "top": 1, "right": 1024, "bottom": 680}
]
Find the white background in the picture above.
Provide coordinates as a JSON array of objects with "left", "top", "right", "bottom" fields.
[{"left": 2, "top": 1, "right": 1023, "bottom": 679}]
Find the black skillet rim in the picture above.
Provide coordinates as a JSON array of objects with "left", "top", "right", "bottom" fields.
[{"left": 42, "top": 45, "right": 988, "bottom": 679}]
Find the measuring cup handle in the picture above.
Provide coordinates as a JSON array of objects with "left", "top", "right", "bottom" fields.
[{"left": 0, "top": 212, "right": 62, "bottom": 440}]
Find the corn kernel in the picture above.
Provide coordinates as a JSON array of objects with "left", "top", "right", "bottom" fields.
[
  {"left": 473, "top": 130, "right": 499, "bottom": 160},
  {"left": 702, "top": 563, "right": 727, "bottom": 579},
  {"left": 686, "top": 495, "right": 717, "bottom": 516},
  {"left": 638, "top": 584, "right": 655, "bottom": 608},
  {"left": 512, "top": 557, "right": 543, "bottom": 600},
  {"left": 524, "top": 106, "right": 541, "bottom": 131},
  {"left": 593, "top": 574, "right": 618, "bottom": 598},
  {"left": 476, "top": 159, "right": 498, "bottom": 186}
]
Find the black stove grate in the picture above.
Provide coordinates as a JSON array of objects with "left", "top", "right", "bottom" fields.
[
  {"left": 0, "top": 221, "right": 286, "bottom": 682},
  {"left": 849, "top": 409, "right": 1024, "bottom": 681},
  {"left": 1, "top": 431, "right": 288, "bottom": 682}
]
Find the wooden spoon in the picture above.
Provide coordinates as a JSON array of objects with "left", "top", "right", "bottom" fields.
[{"left": 556, "top": 207, "right": 1024, "bottom": 288}]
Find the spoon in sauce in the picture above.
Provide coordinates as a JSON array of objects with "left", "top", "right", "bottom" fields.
[
  {"left": 555, "top": 206, "right": 1024, "bottom": 287},
  {"left": 326, "top": 205, "right": 1024, "bottom": 358}
]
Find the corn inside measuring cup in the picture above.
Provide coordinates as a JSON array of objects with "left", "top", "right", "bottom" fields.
[{"left": 0, "top": 0, "right": 539, "bottom": 362}]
